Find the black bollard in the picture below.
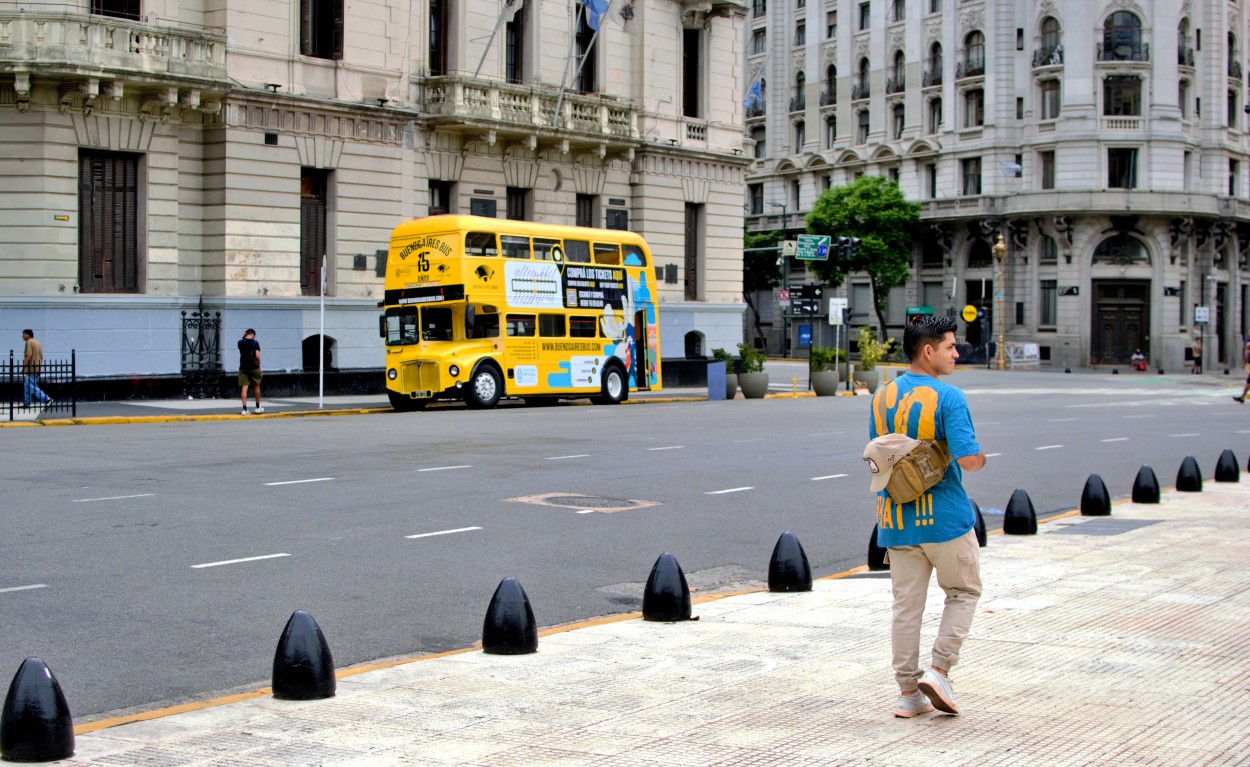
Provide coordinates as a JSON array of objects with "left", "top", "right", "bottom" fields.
[
  {"left": 971, "top": 499, "right": 987, "bottom": 547},
  {"left": 1132, "top": 465, "right": 1161, "bottom": 503},
  {"left": 272, "top": 611, "right": 336, "bottom": 700},
  {"left": 0, "top": 658, "right": 74, "bottom": 763},
  {"left": 768, "top": 531, "right": 812, "bottom": 592},
  {"left": 1080, "top": 474, "right": 1112, "bottom": 517},
  {"left": 1003, "top": 489, "right": 1038, "bottom": 535},
  {"left": 867, "top": 525, "right": 889, "bottom": 571},
  {"left": 1215, "top": 449, "right": 1240, "bottom": 482},
  {"left": 1176, "top": 456, "right": 1203, "bottom": 492},
  {"left": 642, "top": 553, "right": 692, "bottom": 622},
  {"left": 482, "top": 577, "right": 538, "bottom": 654}
]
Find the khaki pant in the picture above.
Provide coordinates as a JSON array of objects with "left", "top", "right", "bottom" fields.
[{"left": 888, "top": 529, "right": 982, "bottom": 691}]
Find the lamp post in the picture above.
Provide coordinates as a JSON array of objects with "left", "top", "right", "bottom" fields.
[
  {"left": 993, "top": 233, "right": 1006, "bottom": 370},
  {"left": 768, "top": 201, "right": 790, "bottom": 357}
]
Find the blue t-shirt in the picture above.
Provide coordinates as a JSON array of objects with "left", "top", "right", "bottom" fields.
[{"left": 868, "top": 372, "right": 980, "bottom": 547}]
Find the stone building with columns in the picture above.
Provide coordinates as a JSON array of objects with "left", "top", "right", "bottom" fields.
[
  {"left": 745, "top": 0, "right": 1250, "bottom": 370},
  {"left": 0, "top": 0, "right": 749, "bottom": 393}
]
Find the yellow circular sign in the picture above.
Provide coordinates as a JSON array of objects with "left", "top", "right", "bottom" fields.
[{"left": 961, "top": 304, "right": 979, "bottom": 323}]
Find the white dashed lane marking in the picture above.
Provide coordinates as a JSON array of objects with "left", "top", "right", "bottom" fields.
[
  {"left": 418, "top": 465, "right": 472, "bottom": 472},
  {"left": 0, "top": 584, "right": 47, "bottom": 594},
  {"left": 811, "top": 474, "right": 849, "bottom": 481},
  {"left": 73, "top": 494, "right": 155, "bottom": 503},
  {"left": 1036, "top": 445, "right": 1063, "bottom": 451},
  {"left": 706, "top": 487, "right": 753, "bottom": 495},
  {"left": 1101, "top": 438, "right": 1130, "bottom": 443},
  {"left": 191, "top": 553, "right": 290, "bottom": 569},
  {"left": 264, "top": 478, "right": 334, "bottom": 486},
  {"left": 406, "top": 527, "right": 482, "bottom": 539}
]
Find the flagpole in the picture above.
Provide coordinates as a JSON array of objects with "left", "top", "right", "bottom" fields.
[
  {"left": 474, "top": 0, "right": 523, "bottom": 78},
  {"left": 319, "top": 254, "right": 325, "bottom": 410},
  {"left": 744, "top": 51, "right": 769, "bottom": 103},
  {"left": 553, "top": 0, "right": 613, "bottom": 126}
]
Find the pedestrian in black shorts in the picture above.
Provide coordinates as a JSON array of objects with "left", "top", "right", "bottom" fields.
[
  {"left": 238, "top": 329, "right": 264, "bottom": 415},
  {"left": 1235, "top": 340, "right": 1250, "bottom": 403}
]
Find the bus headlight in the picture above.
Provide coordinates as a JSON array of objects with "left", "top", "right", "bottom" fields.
[
  {"left": 387, "top": 368, "right": 397, "bottom": 380},
  {"left": 448, "top": 364, "right": 460, "bottom": 378}
]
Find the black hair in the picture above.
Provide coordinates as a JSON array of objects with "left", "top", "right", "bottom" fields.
[
  {"left": 903, "top": 315, "right": 957, "bottom": 361},
  {"left": 21, "top": 329, "right": 33, "bottom": 337},
  {"left": 244, "top": 328, "right": 256, "bottom": 336}
]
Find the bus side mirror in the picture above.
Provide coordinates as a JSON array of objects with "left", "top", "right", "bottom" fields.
[
  {"left": 379, "top": 315, "right": 386, "bottom": 338},
  {"left": 465, "top": 304, "right": 476, "bottom": 330}
]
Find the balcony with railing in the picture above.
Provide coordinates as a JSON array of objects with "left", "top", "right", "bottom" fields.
[
  {"left": 955, "top": 60, "right": 985, "bottom": 79},
  {"left": 746, "top": 101, "right": 766, "bottom": 119},
  {"left": 1032, "top": 44, "right": 1063, "bottom": 68},
  {"left": 820, "top": 88, "right": 837, "bottom": 106},
  {"left": 922, "top": 66, "right": 942, "bottom": 87},
  {"left": 851, "top": 81, "right": 870, "bottom": 100},
  {"left": 1097, "top": 42, "right": 1149, "bottom": 62},
  {"left": 1230, "top": 60, "right": 1244, "bottom": 81},
  {"left": 790, "top": 92, "right": 806, "bottom": 112},
  {"left": 1178, "top": 45, "right": 1195, "bottom": 67},
  {"left": 885, "top": 76, "right": 905, "bottom": 94}
]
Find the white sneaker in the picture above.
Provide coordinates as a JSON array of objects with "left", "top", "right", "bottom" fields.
[
  {"left": 917, "top": 669, "right": 959, "bottom": 714},
  {"left": 241, "top": 408, "right": 250, "bottom": 415},
  {"left": 892, "top": 691, "right": 934, "bottom": 718},
  {"left": 253, "top": 406, "right": 264, "bottom": 414}
]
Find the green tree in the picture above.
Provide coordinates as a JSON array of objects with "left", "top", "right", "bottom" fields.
[
  {"left": 743, "top": 228, "right": 782, "bottom": 349},
  {"left": 805, "top": 175, "right": 921, "bottom": 337}
]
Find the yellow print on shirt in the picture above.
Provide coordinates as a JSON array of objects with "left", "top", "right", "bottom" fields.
[
  {"left": 876, "top": 492, "right": 936, "bottom": 530},
  {"left": 873, "top": 381, "right": 940, "bottom": 441}
]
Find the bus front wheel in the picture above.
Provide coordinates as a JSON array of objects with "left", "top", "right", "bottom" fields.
[
  {"left": 596, "top": 365, "right": 627, "bottom": 405},
  {"left": 465, "top": 366, "right": 502, "bottom": 409}
]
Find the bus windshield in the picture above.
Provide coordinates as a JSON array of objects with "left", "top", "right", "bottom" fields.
[{"left": 385, "top": 306, "right": 453, "bottom": 345}]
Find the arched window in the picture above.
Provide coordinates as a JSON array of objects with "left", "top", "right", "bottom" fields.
[
  {"left": 967, "top": 239, "right": 992, "bottom": 268},
  {"left": 823, "top": 64, "right": 837, "bottom": 105},
  {"left": 1178, "top": 19, "right": 1193, "bottom": 66},
  {"left": 1102, "top": 11, "right": 1142, "bottom": 61},
  {"left": 792, "top": 71, "right": 806, "bottom": 111},
  {"left": 925, "top": 42, "right": 942, "bottom": 85},
  {"left": 888, "top": 51, "right": 905, "bottom": 92},
  {"left": 963, "top": 31, "right": 985, "bottom": 76},
  {"left": 859, "top": 57, "right": 870, "bottom": 88},
  {"left": 1229, "top": 32, "right": 1240, "bottom": 77},
  {"left": 893, "top": 51, "right": 905, "bottom": 81},
  {"left": 1092, "top": 234, "right": 1149, "bottom": 265},
  {"left": 1041, "top": 16, "right": 1060, "bottom": 51}
]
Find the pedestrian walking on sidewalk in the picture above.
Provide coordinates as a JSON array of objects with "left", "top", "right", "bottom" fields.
[
  {"left": 238, "top": 328, "right": 264, "bottom": 415},
  {"left": 21, "top": 329, "right": 52, "bottom": 407},
  {"left": 866, "top": 315, "right": 986, "bottom": 717},
  {"left": 1192, "top": 335, "right": 1203, "bottom": 375},
  {"left": 1235, "top": 339, "right": 1250, "bottom": 403}
]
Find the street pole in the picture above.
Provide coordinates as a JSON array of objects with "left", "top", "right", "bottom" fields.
[
  {"left": 993, "top": 233, "right": 1006, "bottom": 371},
  {"left": 768, "top": 201, "right": 790, "bottom": 358}
]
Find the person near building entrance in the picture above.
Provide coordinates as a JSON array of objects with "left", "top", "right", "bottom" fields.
[
  {"left": 238, "top": 329, "right": 264, "bottom": 415},
  {"left": 867, "top": 315, "right": 986, "bottom": 718},
  {"left": 1191, "top": 336, "right": 1203, "bottom": 374},
  {"left": 1234, "top": 339, "right": 1250, "bottom": 403},
  {"left": 21, "top": 329, "right": 52, "bottom": 408}
]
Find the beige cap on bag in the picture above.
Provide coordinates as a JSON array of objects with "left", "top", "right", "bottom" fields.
[{"left": 863, "top": 433, "right": 922, "bottom": 493}]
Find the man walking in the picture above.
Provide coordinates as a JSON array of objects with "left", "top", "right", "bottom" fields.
[
  {"left": 867, "top": 315, "right": 985, "bottom": 717},
  {"left": 238, "top": 328, "right": 264, "bottom": 415},
  {"left": 21, "top": 329, "right": 51, "bottom": 408}
]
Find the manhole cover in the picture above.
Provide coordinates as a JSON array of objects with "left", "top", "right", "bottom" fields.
[{"left": 505, "top": 493, "right": 662, "bottom": 513}]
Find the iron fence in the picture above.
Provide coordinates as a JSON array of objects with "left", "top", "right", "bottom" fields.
[{"left": 6, "top": 350, "right": 76, "bottom": 421}]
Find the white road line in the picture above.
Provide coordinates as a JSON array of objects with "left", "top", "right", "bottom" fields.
[
  {"left": 191, "top": 553, "right": 290, "bottom": 569},
  {"left": 418, "top": 465, "right": 472, "bottom": 472},
  {"left": 986, "top": 453, "right": 1002, "bottom": 458},
  {"left": 1238, "top": 429, "right": 1250, "bottom": 434},
  {"left": 1169, "top": 433, "right": 1200, "bottom": 438},
  {"left": 1048, "top": 418, "right": 1078, "bottom": 422},
  {"left": 1101, "top": 437, "right": 1130, "bottom": 443},
  {"left": 647, "top": 446, "right": 684, "bottom": 451},
  {"left": 405, "top": 526, "right": 482, "bottom": 539},
  {"left": 1036, "top": 445, "right": 1063, "bottom": 451},
  {"left": 1123, "top": 414, "right": 1156, "bottom": 419},
  {"left": 264, "top": 478, "right": 334, "bottom": 486},
  {"left": 72, "top": 493, "right": 155, "bottom": 503},
  {"left": 706, "top": 487, "right": 753, "bottom": 495},
  {"left": 0, "top": 584, "right": 47, "bottom": 594},
  {"left": 733, "top": 438, "right": 765, "bottom": 443},
  {"left": 576, "top": 510, "right": 596, "bottom": 515},
  {"left": 811, "top": 474, "right": 849, "bottom": 481},
  {"left": 546, "top": 454, "right": 590, "bottom": 461}
]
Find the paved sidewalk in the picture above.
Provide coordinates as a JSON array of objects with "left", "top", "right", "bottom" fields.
[{"left": 47, "top": 479, "right": 1249, "bottom": 765}]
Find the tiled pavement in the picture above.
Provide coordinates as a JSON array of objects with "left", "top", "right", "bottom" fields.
[{"left": 44, "top": 478, "right": 1250, "bottom": 766}]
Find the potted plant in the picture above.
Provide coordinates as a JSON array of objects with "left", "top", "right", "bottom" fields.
[
  {"left": 711, "top": 347, "right": 738, "bottom": 400},
  {"left": 855, "top": 326, "right": 887, "bottom": 393},
  {"left": 809, "top": 346, "right": 843, "bottom": 396},
  {"left": 736, "top": 342, "right": 770, "bottom": 399}
]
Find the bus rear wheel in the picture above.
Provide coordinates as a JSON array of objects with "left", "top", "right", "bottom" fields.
[
  {"left": 388, "top": 390, "right": 427, "bottom": 412},
  {"left": 465, "top": 366, "right": 502, "bottom": 409},
  {"left": 596, "top": 365, "right": 627, "bottom": 405}
]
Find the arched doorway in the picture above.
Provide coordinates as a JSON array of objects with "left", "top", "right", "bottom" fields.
[{"left": 1090, "top": 234, "right": 1150, "bottom": 365}]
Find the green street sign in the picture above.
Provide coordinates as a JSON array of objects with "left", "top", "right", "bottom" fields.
[{"left": 796, "top": 234, "right": 831, "bottom": 261}]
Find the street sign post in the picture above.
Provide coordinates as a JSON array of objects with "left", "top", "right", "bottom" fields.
[
  {"left": 796, "top": 234, "right": 831, "bottom": 261},
  {"left": 829, "top": 297, "right": 848, "bottom": 325}
]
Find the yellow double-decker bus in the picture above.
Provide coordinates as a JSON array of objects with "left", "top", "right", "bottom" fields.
[{"left": 380, "top": 215, "right": 662, "bottom": 410}]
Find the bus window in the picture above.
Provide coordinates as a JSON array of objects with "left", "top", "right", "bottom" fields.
[
  {"left": 469, "top": 311, "right": 500, "bottom": 338},
  {"left": 466, "top": 231, "right": 498, "bottom": 256},
  {"left": 385, "top": 308, "right": 420, "bottom": 345},
  {"left": 565, "top": 239, "right": 591, "bottom": 263},
  {"left": 422, "top": 307, "right": 453, "bottom": 341},
  {"left": 534, "top": 238, "right": 560, "bottom": 261},
  {"left": 506, "top": 314, "right": 536, "bottom": 337},
  {"left": 593, "top": 243, "right": 621, "bottom": 264},
  {"left": 623, "top": 244, "right": 647, "bottom": 266},
  {"left": 539, "top": 314, "right": 566, "bottom": 337},
  {"left": 570, "top": 316, "right": 598, "bottom": 337},
  {"left": 502, "top": 235, "right": 530, "bottom": 259}
]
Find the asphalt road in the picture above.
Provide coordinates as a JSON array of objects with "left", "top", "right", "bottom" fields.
[{"left": 1, "top": 369, "right": 1244, "bottom": 719}]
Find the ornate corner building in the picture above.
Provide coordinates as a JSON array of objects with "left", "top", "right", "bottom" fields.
[
  {"left": 744, "top": 0, "right": 1250, "bottom": 370},
  {"left": 0, "top": 0, "right": 749, "bottom": 387}
]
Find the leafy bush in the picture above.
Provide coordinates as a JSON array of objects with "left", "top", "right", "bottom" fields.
[
  {"left": 711, "top": 347, "right": 734, "bottom": 365},
  {"left": 809, "top": 346, "right": 844, "bottom": 371},
  {"left": 856, "top": 327, "right": 888, "bottom": 371},
  {"left": 736, "top": 342, "right": 767, "bottom": 374}
]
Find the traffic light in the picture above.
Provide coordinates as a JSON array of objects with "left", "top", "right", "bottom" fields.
[
  {"left": 849, "top": 237, "right": 861, "bottom": 258},
  {"left": 836, "top": 237, "right": 862, "bottom": 261}
]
